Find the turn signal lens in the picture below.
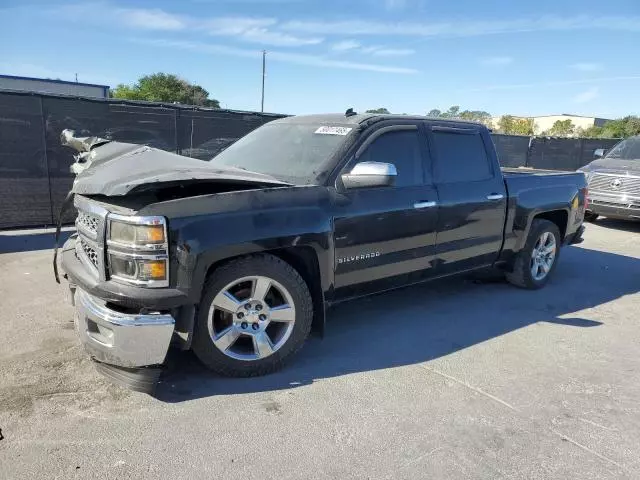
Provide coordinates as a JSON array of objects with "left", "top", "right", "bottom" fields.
[{"left": 138, "top": 225, "right": 165, "bottom": 244}]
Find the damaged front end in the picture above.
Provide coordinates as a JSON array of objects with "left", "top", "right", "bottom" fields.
[{"left": 54, "top": 131, "right": 292, "bottom": 391}]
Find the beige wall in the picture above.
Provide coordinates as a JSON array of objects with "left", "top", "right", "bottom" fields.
[{"left": 532, "top": 115, "right": 597, "bottom": 135}]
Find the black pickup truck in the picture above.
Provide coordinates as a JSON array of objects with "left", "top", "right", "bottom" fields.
[{"left": 59, "top": 112, "right": 587, "bottom": 386}]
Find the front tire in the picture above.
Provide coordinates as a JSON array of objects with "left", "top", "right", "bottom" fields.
[
  {"left": 192, "top": 254, "right": 313, "bottom": 377},
  {"left": 505, "top": 219, "right": 561, "bottom": 290}
]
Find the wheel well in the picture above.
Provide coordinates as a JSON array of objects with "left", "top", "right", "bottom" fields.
[
  {"left": 203, "top": 247, "right": 325, "bottom": 335},
  {"left": 534, "top": 210, "right": 568, "bottom": 240}
]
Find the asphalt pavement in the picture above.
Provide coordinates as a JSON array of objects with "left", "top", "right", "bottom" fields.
[{"left": 1, "top": 219, "right": 639, "bottom": 479}]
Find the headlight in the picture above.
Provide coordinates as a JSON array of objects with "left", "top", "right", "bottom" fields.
[
  {"left": 109, "top": 220, "right": 166, "bottom": 246},
  {"left": 106, "top": 215, "right": 169, "bottom": 287}
]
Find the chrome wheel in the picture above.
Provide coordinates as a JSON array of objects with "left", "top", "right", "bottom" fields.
[
  {"left": 530, "top": 231, "right": 557, "bottom": 281},
  {"left": 207, "top": 275, "right": 296, "bottom": 361}
]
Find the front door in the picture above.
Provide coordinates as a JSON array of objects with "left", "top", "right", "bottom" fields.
[
  {"left": 332, "top": 124, "right": 439, "bottom": 300},
  {"left": 427, "top": 124, "right": 507, "bottom": 274}
]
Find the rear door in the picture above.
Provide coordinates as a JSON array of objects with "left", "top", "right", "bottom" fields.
[
  {"left": 332, "top": 123, "right": 439, "bottom": 299},
  {"left": 427, "top": 124, "right": 507, "bottom": 273}
]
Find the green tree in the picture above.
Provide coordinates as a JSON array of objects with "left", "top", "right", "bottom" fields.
[
  {"left": 440, "top": 105, "right": 460, "bottom": 118},
  {"left": 459, "top": 109, "right": 492, "bottom": 127},
  {"left": 365, "top": 108, "right": 391, "bottom": 114},
  {"left": 575, "top": 125, "right": 603, "bottom": 138},
  {"left": 426, "top": 106, "right": 492, "bottom": 126},
  {"left": 600, "top": 116, "right": 640, "bottom": 138},
  {"left": 497, "top": 115, "right": 534, "bottom": 135},
  {"left": 543, "top": 119, "right": 575, "bottom": 137},
  {"left": 111, "top": 73, "right": 220, "bottom": 108}
]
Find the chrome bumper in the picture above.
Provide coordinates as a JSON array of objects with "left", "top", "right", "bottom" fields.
[
  {"left": 588, "top": 192, "right": 640, "bottom": 220},
  {"left": 74, "top": 288, "right": 175, "bottom": 367}
]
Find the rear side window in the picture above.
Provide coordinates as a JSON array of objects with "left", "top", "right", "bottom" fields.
[
  {"left": 431, "top": 130, "right": 492, "bottom": 183},
  {"left": 358, "top": 130, "right": 422, "bottom": 187}
]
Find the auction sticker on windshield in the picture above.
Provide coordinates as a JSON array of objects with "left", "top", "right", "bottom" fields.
[{"left": 314, "top": 126, "right": 353, "bottom": 135}]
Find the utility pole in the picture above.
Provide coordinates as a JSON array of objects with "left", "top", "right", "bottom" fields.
[
  {"left": 75, "top": 73, "right": 78, "bottom": 83},
  {"left": 261, "top": 50, "right": 266, "bottom": 113}
]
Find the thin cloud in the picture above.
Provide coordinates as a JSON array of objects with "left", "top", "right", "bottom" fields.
[
  {"left": 117, "top": 7, "right": 186, "bottom": 30},
  {"left": 333, "top": 43, "right": 415, "bottom": 56},
  {"left": 133, "top": 38, "right": 418, "bottom": 74},
  {"left": 331, "top": 40, "right": 361, "bottom": 51},
  {"left": 54, "top": 3, "right": 188, "bottom": 30},
  {"left": 200, "top": 17, "right": 277, "bottom": 35},
  {"left": 479, "top": 56, "right": 513, "bottom": 66},
  {"left": 370, "top": 48, "right": 415, "bottom": 57},
  {"left": 570, "top": 62, "right": 603, "bottom": 72},
  {"left": 236, "top": 28, "right": 323, "bottom": 46},
  {"left": 282, "top": 15, "right": 640, "bottom": 37},
  {"left": 573, "top": 86, "right": 599, "bottom": 103},
  {"left": 465, "top": 75, "right": 640, "bottom": 92},
  {"left": 53, "top": 4, "right": 318, "bottom": 47}
]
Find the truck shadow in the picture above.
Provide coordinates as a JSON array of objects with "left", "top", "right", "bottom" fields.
[
  {"left": 155, "top": 245, "right": 637, "bottom": 402},
  {"left": 595, "top": 218, "right": 640, "bottom": 233}
]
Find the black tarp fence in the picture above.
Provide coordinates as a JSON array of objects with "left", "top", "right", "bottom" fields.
[
  {"left": 0, "top": 90, "right": 284, "bottom": 228},
  {"left": 0, "top": 90, "right": 623, "bottom": 229}
]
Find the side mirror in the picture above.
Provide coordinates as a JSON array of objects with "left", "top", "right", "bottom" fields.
[
  {"left": 594, "top": 148, "right": 606, "bottom": 158},
  {"left": 341, "top": 161, "right": 397, "bottom": 189}
]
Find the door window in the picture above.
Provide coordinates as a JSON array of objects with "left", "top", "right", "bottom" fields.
[
  {"left": 431, "top": 130, "right": 492, "bottom": 183},
  {"left": 358, "top": 130, "right": 423, "bottom": 187}
]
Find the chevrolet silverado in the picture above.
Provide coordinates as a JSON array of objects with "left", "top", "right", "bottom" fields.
[{"left": 57, "top": 112, "right": 588, "bottom": 390}]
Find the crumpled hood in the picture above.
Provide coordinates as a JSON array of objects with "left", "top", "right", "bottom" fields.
[
  {"left": 586, "top": 157, "right": 640, "bottom": 175},
  {"left": 70, "top": 141, "right": 290, "bottom": 196}
]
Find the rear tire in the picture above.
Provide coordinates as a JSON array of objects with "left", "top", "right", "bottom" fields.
[
  {"left": 584, "top": 211, "right": 599, "bottom": 222},
  {"left": 192, "top": 254, "right": 313, "bottom": 377},
  {"left": 506, "top": 219, "right": 561, "bottom": 290}
]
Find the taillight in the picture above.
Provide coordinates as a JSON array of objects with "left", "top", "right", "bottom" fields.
[{"left": 583, "top": 187, "right": 589, "bottom": 210}]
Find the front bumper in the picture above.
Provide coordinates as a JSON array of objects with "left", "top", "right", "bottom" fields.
[
  {"left": 62, "top": 235, "right": 189, "bottom": 310},
  {"left": 74, "top": 287, "right": 175, "bottom": 367},
  {"left": 588, "top": 193, "right": 640, "bottom": 220}
]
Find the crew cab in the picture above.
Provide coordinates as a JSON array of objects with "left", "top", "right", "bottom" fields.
[{"left": 58, "top": 112, "right": 587, "bottom": 388}]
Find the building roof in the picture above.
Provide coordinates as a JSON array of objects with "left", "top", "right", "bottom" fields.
[{"left": 0, "top": 74, "right": 110, "bottom": 89}]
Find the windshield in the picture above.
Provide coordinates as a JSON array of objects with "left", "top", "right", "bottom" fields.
[
  {"left": 209, "top": 122, "right": 355, "bottom": 183},
  {"left": 605, "top": 136, "right": 640, "bottom": 160}
]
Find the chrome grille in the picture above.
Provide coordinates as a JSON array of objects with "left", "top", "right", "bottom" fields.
[
  {"left": 74, "top": 195, "right": 108, "bottom": 280},
  {"left": 79, "top": 238, "right": 99, "bottom": 268},
  {"left": 77, "top": 211, "right": 99, "bottom": 235},
  {"left": 588, "top": 173, "right": 640, "bottom": 197}
]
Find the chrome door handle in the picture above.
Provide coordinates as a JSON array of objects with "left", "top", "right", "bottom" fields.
[
  {"left": 486, "top": 194, "right": 504, "bottom": 201},
  {"left": 414, "top": 201, "right": 437, "bottom": 209}
]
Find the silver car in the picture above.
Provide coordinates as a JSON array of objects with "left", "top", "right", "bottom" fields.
[{"left": 579, "top": 135, "right": 640, "bottom": 221}]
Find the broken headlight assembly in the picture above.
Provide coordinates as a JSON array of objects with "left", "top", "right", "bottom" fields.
[{"left": 106, "top": 214, "right": 169, "bottom": 288}]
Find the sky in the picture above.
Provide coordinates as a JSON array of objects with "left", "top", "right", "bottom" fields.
[{"left": 1, "top": 0, "right": 639, "bottom": 118}]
